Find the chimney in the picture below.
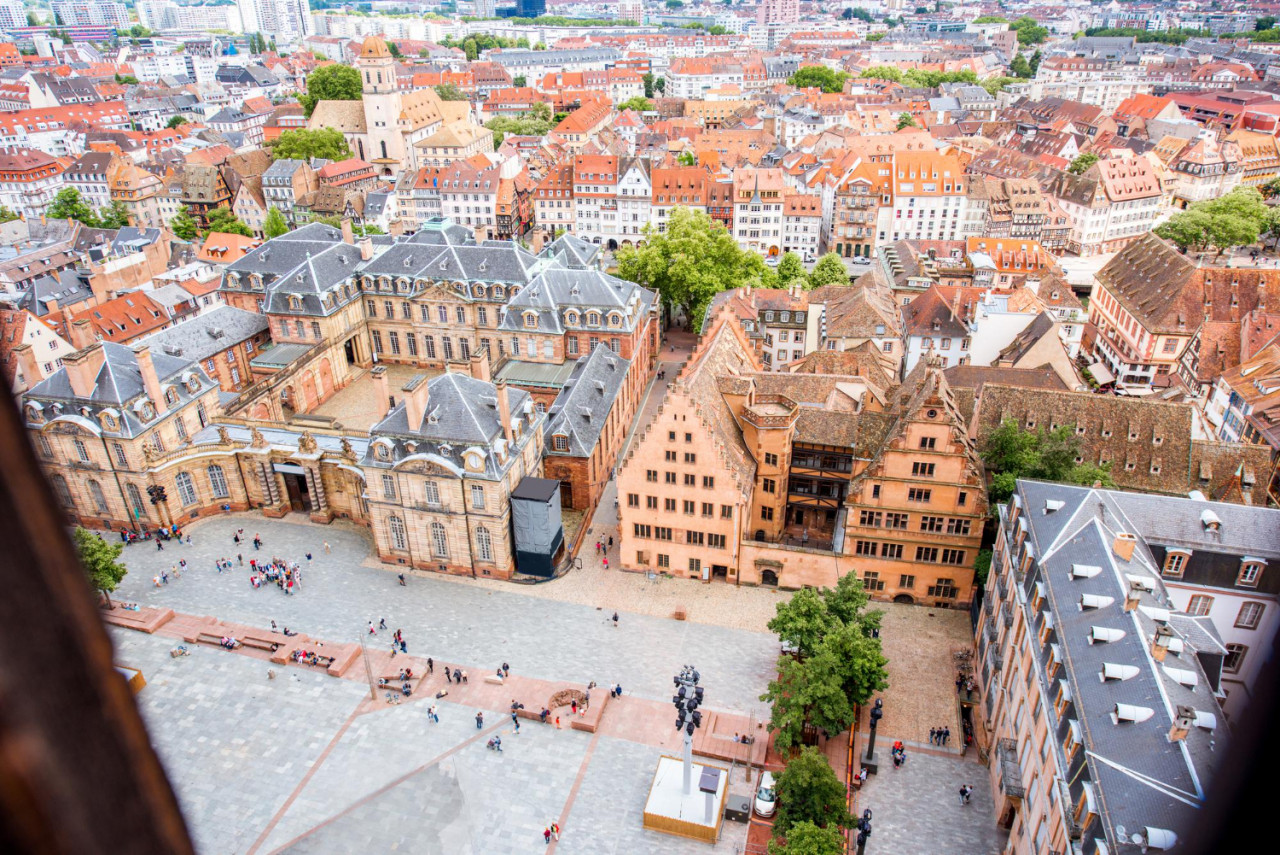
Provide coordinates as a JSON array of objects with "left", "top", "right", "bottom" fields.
[
  {"left": 371, "top": 365, "right": 391, "bottom": 418},
  {"left": 46, "top": 298, "right": 61, "bottom": 318},
  {"left": 1123, "top": 586, "right": 1140, "bottom": 613},
  {"left": 133, "top": 345, "right": 167, "bottom": 415},
  {"left": 13, "top": 343, "right": 42, "bottom": 389},
  {"left": 360, "top": 236, "right": 373, "bottom": 260},
  {"left": 61, "top": 345, "right": 106, "bottom": 399},
  {"left": 1151, "top": 624, "right": 1174, "bottom": 662},
  {"left": 496, "top": 381, "right": 514, "bottom": 444},
  {"left": 1168, "top": 705, "right": 1195, "bottom": 743},
  {"left": 69, "top": 318, "right": 96, "bottom": 350},
  {"left": 341, "top": 217, "right": 354, "bottom": 244},
  {"left": 402, "top": 374, "right": 430, "bottom": 431},
  {"left": 1112, "top": 532, "right": 1137, "bottom": 562},
  {"left": 470, "top": 348, "right": 491, "bottom": 383}
]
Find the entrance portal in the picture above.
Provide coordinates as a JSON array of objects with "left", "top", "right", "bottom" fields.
[
  {"left": 281, "top": 472, "right": 312, "bottom": 513},
  {"left": 344, "top": 338, "right": 357, "bottom": 365},
  {"left": 711, "top": 564, "right": 729, "bottom": 581},
  {"left": 760, "top": 568, "right": 779, "bottom": 587}
]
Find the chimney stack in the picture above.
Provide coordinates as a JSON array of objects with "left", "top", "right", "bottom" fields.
[
  {"left": 341, "top": 217, "right": 355, "bottom": 244},
  {"left": 371, "top": 365, "right": 391, "bottom": 419},
  {"left": 61, "top": 345, "right": 106, "bottom": 399},
  {"left": 496, "top": 381, "right": 515, "bottom": 444},
  {"left": 1151, "top": 624, "right": 1175, "bottom": 662},
  {"left": 1112, "top": 532, "right": 1137, "bottom": 562},
  {"left": 1123, "top": 586, "right": 1141, "bottom": 613},
  {"left": 402, "top": 374, "right": 431, "bottom": 431},
  {"left": 13, "top": 343, "right": 43, "bottom": 389},
  {"left": 470, "top": 348, "right": 491, "bottom": 383},
  {"left": 133, "top": 345, "right": 168, "bottom": 415},
  {"left": 359, "top": 236, "right": 373, "bottom": 260},
  {"left": 69, "top": 318, "right": 96, "bottom": 350},
  {"left": 1168, "top": 705, "right": 1195, "bottom": 743}
]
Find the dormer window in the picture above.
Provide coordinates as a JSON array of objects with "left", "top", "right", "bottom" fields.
[
  {"left": 164, "top": 388, "right": 179, "bottom": 405},
  {"left": 523, "top": 312, "right": 538, "bottom": 329},
  {"left": 288, "top": 295, "right": 302, "bottom": 311},
  {"left": 553, "top": 434, "right": 568, "bottom": 451},
  {"left": 1238, "top": 558, "right": 1265, "bottom": 588},
  {"left": 566, "top": 311, "right": 579, "bottom": 325},
  {"left": 587, "top": 312, "right": 600, "bottom": 326},
  {"left": 1163, "top": 549, "right": 1190, "bottom": 578},
  {"left": 608, "top": 313, "right": 621, "bottom": 327}
]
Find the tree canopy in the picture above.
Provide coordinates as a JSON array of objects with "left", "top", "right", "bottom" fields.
[
  {"left": 896, "top": 112, "right": 917, "bottom": 130},
  {"left": 1067, "top": 152, "right": 1099, "bottom": 175},
  {"left": 264, "top": 207, "right": 289, "bottom": 239},
  {"left": 485, "top": 106, "right": 553, "bottom": 146},
  {"left": 1154, "top": 186, "right": 1270, "bottom": 257},
  {"left": 47, "top": 188, "right": 98, "bottom": 226},
  {"left": 169, "top": 211, "right": 198, "bottom": 241},
  {"left": 769, "top": 820, "right": 845, "bottom": 855},
  {"left": 98, "top": 202, "right": 131, "bottom": 230},
  {"left": 981, "top": 418, "right": 1115, "bottom": 503},
  {"left": 299, "top": 64, "right": 362, "bottom": 117},
  {"left": 205, "top": 207, "right": 254, "bottom": 238},
  {"left": 618, "top": 96, "right": 653, "bottom": 112},
  {"left": 787, "top": 66, "right": 850, "bottom": 93},
  {"left": 0, "top": 206, "right": 18, "bottom": 223},
  {"left": 74, "top": 527, "right": 127, "bottom": 607},
  {"left": 773, "top": 747, "right": 856, "bottom": 837},
  {"left": 775, "top": 252, "right": 806, "bottom": 287},
  {"left": 269, "top": 127, "right": 352, "bottom": 161},
  {"left": 434, "top": 82, "right": 468, "bottom": 101},
  {"left": 807, "top": 253, "right": 849, "bottom": 289},
  {"left": 615, "top": 207, "right": 777, "bottom": 329},
  {"left": 166, "top": 115, "right": 189, "bottom": 129},
  {"left": 1011, "top": 16, "right": 1048, "bottom": 45}
]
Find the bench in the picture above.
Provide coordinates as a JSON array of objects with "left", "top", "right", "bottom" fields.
[
  {"left": 483, "top": 674, "right": 504, "bottom": 685},
  {"left": 241, "top": 636, "right": 280, "bottom": 652},
  {"left": 193, "top": 632, "right": 240, "bottom": 650},
  {"left": 292, "top": 652, "right": 335, "bottom": 668}
]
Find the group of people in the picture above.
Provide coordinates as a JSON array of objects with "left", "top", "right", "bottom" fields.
[
  {"left": 120, "top": 526, "right": 187, "bottom": 547},
  {"left": 541, "top": 823, "right": 561, "bottom": 844},
  {"left": 248, "top": 557, "right": 302, "bottom": 594},
  {"left": 891, "top": 740, "right": 907, "bottom": 768},
  {"left": 291, "top": 649, "right": 331, "bottom": 668},
  {"left": 928, "top": 726, "right": 952, "bottom": 746}
]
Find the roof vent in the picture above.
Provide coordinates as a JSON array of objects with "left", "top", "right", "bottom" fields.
[
  {"left": 1088, "top": 625, "right": 1125, "bottom": 645},
  {"left": 1044, "top": 499, "right": 1065, "bottom": 514},
  {"left": 1138, "top": 828, "right": 1178, "bottom": 850},
  {"left": 1100, "top": 662, "right": 1139, "bottom": 682},
  {"left": 1162, "top": 665, "right": 1198, "bottom": 689},
  {"left": 1200, "top": 509, "right": 1221, "bottom": 532},
  {"left": 1112, "top": 703, "right": 1155, "bottom": 724},
  {"left": 1079, "top": 594, "right": 1114, "bottom": 610},
  {"left": 1070, "top": 564, "right": 1102, "bottom": 580}
]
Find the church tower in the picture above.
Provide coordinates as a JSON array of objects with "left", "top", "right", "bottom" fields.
[{"left": 356, "top": 36, "right": 406, "bottom": 175}]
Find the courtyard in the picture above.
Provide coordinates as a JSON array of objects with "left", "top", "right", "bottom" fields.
[{"left": 309, "top": 363, "right": 434, "bottom": 432}]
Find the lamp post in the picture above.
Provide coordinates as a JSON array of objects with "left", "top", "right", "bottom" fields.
[
  {"left": 864, "top": 698, "right": 883, "bottom": 769},
  {"left": 856, "top": 808, "right": 873, "bottom": 855},
  {"left": 672, "top": 664, "right": 704, "bottom": 795}
]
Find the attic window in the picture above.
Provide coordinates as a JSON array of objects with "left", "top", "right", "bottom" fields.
[{"left": 552, "top": 434, "right": 568, "bottom": 451}]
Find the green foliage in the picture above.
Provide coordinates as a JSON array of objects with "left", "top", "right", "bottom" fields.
[
  {"left": 115, "top": 73, "right": 139, "bottom": 85},
  {"left": 860, "top": 66, "right": 979, "bottom": 89},
  {"left": 1261, "top": 176, "right": 1280, "bottom": 199},
  {"left": 775, "top": 252, "right": 806, "bottom": 287},
  {"left": 769, "top": 821, "right": 845, "bottom": 855},
  {"left": 1009, "top": 53, "right": 1032, "bottom": 78},
  {"left": 513, "top": 75, "right": 527, "bottom": 87},
  {"left": 299, "top": 64, "right": 361, "bottom": 118},
  {"left": 915, "top": 5, "right": 929, "bottom": 13},
  {"left": 974, "top": 548, "right": 993, "bottom": 585},
  {"left": 981, "top": 419, "right": 1116, "bottom": 503},
  {"left": 807, "top": 253, "right": 850, "bottom": 289},
  {"left": 166, "top": 115, "right": 189, "bottom": 129},
  {"left": 205, "top": 207, "right": 253, "bottom": 238},
  {"left": 642, "top": 72, "right": 656, "bottom": 98},
  {"left": 386, "top": 41, "right": 402, "bottom": 58},
  {"left": 788, "top": 66, "right": 850, "bottom": 93},
  {"left": 618, "top": 96, "right": 653, "bottom": 112},
  {"left": 850, "top": 7, "right": 873, "bottom": 22},
  {"left": 1083, "top": 26, "right": 1209, "bottom": 45},
  {"left": 169, "top": 211, "right": 198, "bottom": 241},
  {"left": 485, "top": 110, "right": 554, "bottom": 146},
  {"left": 866, "top": 32, "right": 886, "bottom": 42},
  {"left": 74, "top": 527, "right": 127, "bottom": 606},
  {"left": 0, "top": 206, "right": 18, "bottom": 223},
  {"left": 655, "top": 76, "right": 666, "bottom": 94},
  {"left": 774, "top": 747, "right": 855, "bottom": 837},
  {"left": 1067, "top": 152, "right": 1099, "bottom": 175},
  {"left": 47, "top": 188, "right": 98, "bottom": 226},
  {"left": 98, "top": 202, "right": 131, "bottom": 229},
  {"left": 676, "top": 150, "right": 697, "bottom": 166},
  {"left": 614, "top": 207, "right": 772, "bottom": 330},
  {"left": 1030, "top": 49, "right": 1042, "bottom": 75},
  {"left": 981, "top": 76, "right": 1018, "bottom": 96},
  {"left": 768, "top": 588, "right": 835, "bottom": 658},
  {"left": 896, "top": 112, "right": 917, "bottom": 130},
  {"left": 434, "top": 82, "right": 468, "bottom": 101},
  {"left": 268, "top": 127, "right": 352, "bottom": 161},
  {"left": 1258, "top": 16, "right": 1277, "bottom": 31},
  {"left": 264, "top": 207, "right": 289, "bottom": 239},
  {"left": 1011, "top": 16, "right": 1048, "bottom": 45},
  {"left": 127, "top": 25, "right": 153, "bottom": 38},
  {"left": 1154, "top": 187, "right": 1270, "bottom": 257},
  {"left": 666, "top": 0, "right": 684, "bottom": 7}
]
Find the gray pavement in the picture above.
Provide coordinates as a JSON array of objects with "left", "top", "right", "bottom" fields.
[
  {"left": 857, "top": 747, "right": 1008, "bottom": 855},
  {"left": 112, "top": 516, "right": 776, "bottom": 716}
]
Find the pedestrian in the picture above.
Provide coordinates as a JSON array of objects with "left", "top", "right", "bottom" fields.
[
  {"left": 929, "top": 727, "right": 937, "bottom": 745},
  {"left": 476, "top": 711, "right": 484, "bottom": 729},
  {"left": 324, "top": 541, "right": 331, "bottom": 553},
  {"left": 550, "top": 822, "right": 560, "bottom": 841},
  {"left": 427, "top": 657, "right": 434, "bottom": 674},
  {"left": 611, "top": 611, "right": 619, "bottom": 628},
  {"left": 428, "top": 704, "right": 439, "bottom": 723},
  {"left": 540, "top": 707, "right": 549, "bottom": 723},
  {"left": 555, "top": 716, "right": 561, "bottom": 729},
  {"left": 959, "top": 784, "right": 972, "bottom": 805},
  {"left": 156, "top": 539, "right": 163, "bottom": 550},
  {"left": 942, "top": 726, "right": 951, "bottom": 745},
  {"left": 453, "top": 668, "right": 461, "bottom": 683},
  {"left": 253, "top": 534, "right": 261, "bottom": 550},
  {"left": 602, "top": 557, "right": 608, "bottom": 569},
  {"left": 400, "top": 640, "right": 407, "bottom": 653},
  {"left": 446, "top": 667, "right": 453, "bottom": 684},
  {"left": 543, "top": 828, "right": 551, "bottom": 845},
  {"left": 502, "top": 662, "right": 510, "bottom": 677},
  {"left": 398, "top": 573, "right": 406, "bottom": 586},
  {"left": 379, "top": 618, "right": 387, "bottom": 630},
  {"left": 461, "top": 670, "right": 468, "bottom": 683},
  {"left": 234, "top": 532, "right": 241, "bottom": 544},
  {"left": 512, "top": 713, "right": 520, "bottom": 732},
  {"left": 571, "top": 699, "right": 578, "bottom": 715},
  {"left": 608, "top": 536, "right": 613, "bottom": 549},
  {"left": 306, "top": 552, "right": 312, "bottom": 563},
  {"left": 368, "top": 622, "right": 377, "bottom": 635}
]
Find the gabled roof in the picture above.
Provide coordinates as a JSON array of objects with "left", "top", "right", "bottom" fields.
[{"left": 545, "top": 344, "right": 631, "bottom": 457}]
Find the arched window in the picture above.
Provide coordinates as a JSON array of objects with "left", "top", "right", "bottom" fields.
[
  {"left": 126, "top": 483, "right": 146, "bottom": 520},
  {"left": 51, "top": 475, "right": 75, "bottom": 510},
  {"left": 476, "top": 526, "right": 493, "bottom": 562},
  {"left": 207, "top": 465, "right": 229, "bottom": 499},
  {"left": 175, "top": 471, "right": 197, "bottom": 506},
  {"left": 389, "top": 515, "right": 407, "bottom": 551},
  {"left": 73, "top": 438, "right": 89, "bottom": 462},
  {"left": 88, "top": 480, "right": 109, "bottom": 514},
  {"left": 430, "top": 522, "right": 449, "bottom": 558}
]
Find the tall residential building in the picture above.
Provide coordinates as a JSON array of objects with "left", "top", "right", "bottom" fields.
[
  {"left": 49, "top": 1, "right": 129, "bottom": 27},
  {"left": 617, "top": 0, "right": 643, "bottom": 23},
  {"left": 976, "top": 481, "right": 1238, "bottom": 852},
  {"left": 0, "top": 0, "right": 27, "bottom": 30},
  {"left": 473, "top": 0, "right": 495, "bottom": 17},
  {"left": 237, "top": 0, "right": 309, "bottom": 39},
  {"left": 756, "top": 0, "right": 798, "bottom": 25}
]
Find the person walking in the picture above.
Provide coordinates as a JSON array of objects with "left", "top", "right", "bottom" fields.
[
  {"left": 555, "top": 716, "right": 561, "bottom": 730},
  {"left": 379, "top": 618, "right": 387, "bottom": 631},
  {"left": 543, "top": 828, "right": 551, "bottom": 845},
  {"left": 512, "top": 713, "right": 520, "bottom": 733},
  {"left": 475, "top": 711, "right": 484, "bottom": 729},
  {"left": 427, "top": 657, "right": 434, "bottom": 674},
  {"left": 550, "top": 822, "right": 560, "bottom": 841},
  {"left": 959, "top": 784, "right": 972, "bottom": 805},
  {"left": 454, "top": 668, "right": 462, "bottom": 683},
  {"left": 942, "top": 726, "right": 951, "bottom": 746},
  {"left": 502, "top": 662, "right": 510, "bottom": 678},
  {"left": 445, "top": 667, "right": 452, "bottom": 684},
  {"left": 324, "top": 541, "right": 331, "bottom": 554},
  {"left": 461, "top": 670, "right": 468, "bottom": 683},
  {"left": 929, "top": 727, "right": 937, "bottom": 745},
  {"left": 611, "top": 611, "right": 619, "bottom": 628}
]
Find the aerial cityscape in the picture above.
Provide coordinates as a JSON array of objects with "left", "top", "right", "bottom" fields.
[{"left": 1, "top": 0, "right": 1277, "bottom": 853}]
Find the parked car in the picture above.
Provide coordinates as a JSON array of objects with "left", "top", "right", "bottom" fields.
[
  {"left": 755, "top": 771, "right": 777, "bottom": 817},
  {"left": 850, "top": 255, "right": 872, "bottom": 265}
]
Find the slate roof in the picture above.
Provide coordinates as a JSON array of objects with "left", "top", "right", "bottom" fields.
[
  {"left": 538, "top": 233, "right": 599, "bottom": 270},
  {"left": 545, "top": 344, "right": 631, "bottom": 458},
  {"left": 498, "top": 268, "right": 655, "bottom": 336},
  {"left": 24, "top": 270, "right": 94, "bottom": 317},
  {"left": 137, "top": 306, "right": 269, "bottom": 365},
  {"left": 222, "top": 222, "right": 364, "bottom": 317}
]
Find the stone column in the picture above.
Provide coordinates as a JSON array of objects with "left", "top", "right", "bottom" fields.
[
  {"left": 258, "top": 462, "right": 280, "bottom": 506},
  {"left": 306, "top": 465, "right": 332, "bottom": 522}
]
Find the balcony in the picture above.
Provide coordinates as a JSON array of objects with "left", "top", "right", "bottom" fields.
[
  {"left": 998, "top": 738, "right": 1025, "bottom": 800},
  {"left": 1001, "top": 601, "right": 1013, "bottom": 631}
]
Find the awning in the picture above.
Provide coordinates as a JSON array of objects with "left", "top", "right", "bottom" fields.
[{"left": 1088, "top": 361, "right": 1115, "bottom": 385}]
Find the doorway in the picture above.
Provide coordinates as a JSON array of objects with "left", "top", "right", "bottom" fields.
[
  {"left": 760, "top": 568, "right": 779, "bottom": 587},
  {"left": 711, "top": 564, "right": 729, "bottom": 582},
  {"left": 281, "top": 472, "right": 312, "bottom": 512},
  {"left": 344, "top": 338, "right": 357, "bottom": 365}
]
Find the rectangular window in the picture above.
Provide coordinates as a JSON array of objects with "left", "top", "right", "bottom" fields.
[
  {"left": 721, "top": 505, "right": 733, "bottom": 519},
  {"left": 761, "top": 506, "right": 775, "bottom": 521},
  {"left": 425, "top": 336, "right": 437, "bottom": 358},
  {"left": 633, "top": 523, "right": 651, "bottom": 538},
  {"left": 907, "top": 488, "right": 932, "bottom": 503},
  {"left": 946, "top": 518, "right": 971, "bottom": 536},
  {"left": 657, "top": 553, "right": 670, "bottom": 568},
  {"left": 686, "top": 531, "right": 704, "bottom": 546},
  {"left": 646, "top": 495, "right": 658, "bottom": 509},
  {"left": 470, "top": 485, "right": 485, "bottom": 510},
  {"left": 407, "top": 333, "right": 418, "bottom": 356},
  {"left": 862, "top": 571, "right": 885, "bottom": 591},
  {"left": 1187, "top": 595, "right": 1214, "bottom": 616},
  {"left": 860, "top": 510, "right": 882, "bottom": 527},
  {"left": 882, "top": 543, "right": 904, "bottom": 559},
  {"left": 919, "top": 436, "right": 937, "bottom": 450},
  {"left": 1224, "top": 643, "right": 1248, "bottom": 673},
  {"left": 381, "top": 474, "right": 395, "bottom": 500},
  {"left": 912, "top": 461, "right": 936, "bottom": 477},
  {"left": 920, "top": 515, "right": 944, "bottom": 532},
  {"left": 899, "top": 574, "right": 915, "bottom": 588},
  {"left": 941, "top": 549, "right": 966, "bottom": 565},
  {"left": 763, "top": 478, "right": 776, "bottom": 493},
  {"left": 1238, "top": 561, "right": 1264, "bottom": 588},
  {"left": 1163, "top": 551, "right": 1188, "bottom": 577},
  {"left": 916, "top": 546, "right": 939, "bottom": 563},
  {"left": 856, "top": 540, "right": 878, "bottom": 557},
  {"left": 764, "top": 452, "right": 778, "bottom": 466},
  {"left": 655, "top": 527, "right": 673, "bottom": 541},
  {"left": 568, "top": 337, "right": 579, "bottom": 356},
  {"left": 685, "top": 433, "right": 693, "bottom": 443},
  {"left": 371, "top": 330, "right": 384, "bottom": 354},
  {"left": 665, "top": 498, "right": 676, "bottom": 511},
  {"left": 665, "top": 472, "right": 677, "bottom": 484},
  {"left": 708, "top": 533, "right": 726, "bottom": 549},
  {"left": 683, "top": 473, "right": 695, "bottom": 485},
  {"left": 684, "top": 452, "right": 696, "bottom": 464},
  {"left": 646, "top": 469, "right": 658, "bottom": 482},
  {"left": 886, "top": 513, "right": 908, "bottom": 529},
  {"left": 683, "top": 500, "right": 695, "bottom": 515},
  {"left": 702, "top": 503, "right": 714, "bottom": 517},
  {"left": 703, "top": 476, "right": 715, "bottom": 488},
  {"left": 628, "top": 493, "right": 639, "bottom": 507},
  {"left": 689, "top": 558, "right": 701, "bottom": 575},
  {"left": 389, "top": 331, "right": 401, "bottom": 355},
  {"left": 1236, "top": 602, "right": 1264, "bottom": 630},
  {"left": 928, "top": 578, "right": 958, "bottom": 599},
  {"left": 665, "top": 450, "right": 677, "bottom": 462}
]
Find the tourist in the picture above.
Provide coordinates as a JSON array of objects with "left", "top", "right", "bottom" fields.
[
  {"left": 539, "top": 708, "right": 549, "bottom": 724},
  {"left": 368, "top": 622, "right": 377, "bottom": 635},
  {"left": 476, "top": 711, "right": 484, "bottom": 729},
  {"left": 502, "top": 662, "right": 510, "bottom": 677},
  {"left": 555, "top": 716, "right": 561, "bottom": 729},
  {"left": 428, "top": 704, "right": 439, "bottom": 724},
  {"left": 461, "top": 670, "right": 469, "bottom": 683},
  {"left": 324, "top": 541, "right": 331, "bottom": 553},
  {"left": 445, "top": 667, "right": 452, "bottom": 683},
  {"left": 398, "top": 574, "right": 406, "bottom": 586},
  {"left": 427, "top": 657, "right": 434, "bottom": 674},
  {"left": 571, "top": 699, "right": 578, "bottom": 716},
  {"left": 543, "top": 828, "right": 551, "bottom": 845},
  {"left": 959, "top": 784, "right": 972, "bottom": 805},
  {"left": 550, "top": 822, "right": 560, "bottom": 841},
  {"left": 942, "top": 726, "right": 951, "bottom": 745},
  {"left": 379, "top": 618, "right": 387, "bottom": 630},
  {"left": 930, "top": 727, "right": 937, "bottom": 745},
  {"left": 512, "top": 713, "right": 520, "bottom": 732},
  {"left": 611, "top": 611, "right": 619, "bottom": 628}
]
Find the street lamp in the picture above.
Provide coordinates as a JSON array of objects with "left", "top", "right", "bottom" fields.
[
  {"left": 864, "top": 698, "right": 883, "bottom": 767},
  {"left": 672, "top": 664, "right": 704, "bottom": 795},
  {"left": 856, "top": 808, "right": 873, "bottom": 855}
]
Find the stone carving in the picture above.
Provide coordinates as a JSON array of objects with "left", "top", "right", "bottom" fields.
[
  {"left": 340, "top": 437, "right": 356, "bottom": 460},
  {"left": 298, "top": 432, "right": 318, "bottom": 454},
  {"left": 142, "top": 441, "right": 160, "bottom": 463},
  {"left": 548, "top": 688, "right": 588, "bottom": 711},
  {"left": 217, "top": 426, "right": 232, "bottom": 445},
  {"left": 250, "top": 427, "right": 268, "bottom": 448}
]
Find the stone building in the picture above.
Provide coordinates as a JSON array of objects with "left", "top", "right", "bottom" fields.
[{"left": 543, "top": 344, "right": 632, "bottom": 512}]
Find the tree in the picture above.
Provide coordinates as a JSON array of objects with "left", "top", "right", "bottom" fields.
[
  {"left": 74, "top": 527, "right": 127, "bottom": 608},
  {"left": 841, "top": 8, "right": 853, "bottom": 19},
  {"left": 787, "top": 67, "right": 850, "bottom": 94},
  {"left": 615, "top": 207, "right": 772, "bottom": 330},
  {"left": 299, "top": 64, "right": 362, "bottom": 117},
  {"left": 654, "top": 76, "right": 666, "bottom": 94},
  {"left": 387, "top": 41, "right": 402, "bottom": 58},
  {"left": 166, "top": 115, "right": 189, "bottom": 129},
  {"left": 435, "top": 82, "right": 468, "bottom": 101},
  {"left": 115, "top": 73, "right": 140, "bottom": 85},
  {"left": 642, "top": 72, "right": 656, "bottom": 98},
  {"left": 0, "top": 206, "right": 18, "bottom": 223},
  {"left": 1257, "top": 16, "right": 1277, "bottom": 31},
  {"left": 47, "top": 188, "right": 98, "bottom": 226},
  {"left": 915, "top": 5, "right": 929, "bottom": 12},
  {"left": 775, "top": 252, "right": 806, "bottom": 287},
  {"left": 98, "top": 202, "right": 131, "bottom": 229},
  {"left": 666, "top": 0, "right": 684, "bottom": 6},
  {"left": 1009, "top": 53, "right": 1032, "bottom": 78},
  {"left": 1155, "top": 187, "right": 1269, "bottom": 258},
  {"left": 264, "top": 207, "right": 289, "bottom": 239},
  {"left": 513, "top": 75, "right": 527, "bottom": 87},
  {"left": 896, "top": 112, "right": 917, "bottom": 130},
  {"left": 769, "top": 588, "right": 836, "bottom": 657},
  {"left": 770, "top": 820, "right": 844, "bottom": 855},
  {"left": 1154, "top": 208, "right": 1213, "bottom": 253},
  {"left": 981, "top": 76, "right": 1018, "bottom": 96},
  {"left": 981, "top": 419, "right": 1115, "bottom": 503},
  {"left": 1067, "top": 152, "right": 1099, "bottom": 175},
  {"left": 169, "top": 211, "right": 198, "bottom": 240},
  {"left": 269, "top": 127, "right": 352, "bottom": 161},
  {"left": 1012, "top": 16, "right": 1048, "bottom": 45},
  {"left": 618, "top": 96, "right": 653, "bottom": 112},
  {"left": 485, "top": 112, "right": 554, "bottom": 146},
  {"left": 1029, "top": 49, "right": 1042, "bottom": 75},
  {"left": 204, "top": 207, "right": 253, "bottom": 237},
  {"left": 806, "top": 253, "right": 849, "bottom": 289},
  {"left": 676, "top": 150, "right": 697, "bottom": 166},
  {"left": 773, "top": 747, "right": 855, "bottom": 837}
]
